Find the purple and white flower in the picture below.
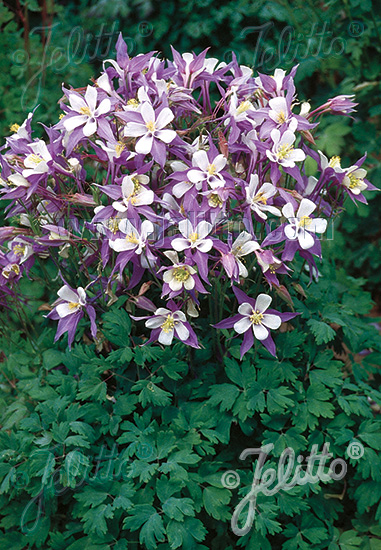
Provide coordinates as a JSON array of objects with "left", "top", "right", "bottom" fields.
[
  {"left": 172, "top": 220, "right": 213, "bottom": 253},
  {"left": 282, "top": 199, "right": 327, "bottom": 250},
  {"left": 245, "top": 174, "right": 281, "bottom": 220},
  {"left": 266, "top": 128, "right": 305, "bottom": 168},
  {"left": 123, "top": 102, "right": 176, "bottom": 155},
  {"left": 63, "top": 86, "right": 111, "bottom": 137}
]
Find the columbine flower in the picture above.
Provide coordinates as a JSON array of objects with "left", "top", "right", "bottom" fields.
[
  {"left": 22, "top": 140, "right": 52, "bottom": 178},
  {"left": 145, "top": 308, "right": 189, "bottom": 345},
  {"left": 282, "top": 199, "right": 327, "bottom": 250},
  {"left": 268, "top": 97, "right": 296, "bottom": 127},
  {"left": 47, "top": 284, "right": 97, "bottom": 349},
  {"left": 245, "top": 174, "right": 281, "bottom": 220},
  {"left": 131, "top": 298, "right": 200, "bottom": 347},
  {"left": 267, "top": 129, "right": 305, "bottom": 168},
  {"left": 112, "top": 174, "right": 154, "bottom": 212},
  {"left": 318, "top": 151, "right": 343, "bottom": 173},
  {"left": 55, "top": 285, "right": 87, "bottom": 318},
  {"left": 8, "top": 238, "right": 34, "bottom": 264},
  {"left": 172, "top": 220, "right": 213, "bottom": 253},
  {"left": 63, "top": 86, "right": 111, "bottom": 136},
  {"left": 123, "top": 102, "right": 176, "bottom": 155},
  {"left": 109, "top": 219, "right": 154, "bottom": 255},
  {"left": 163, "top": 263, "right": 196, "bottom": 291},
  {"left": 233, "top": 294, "right": 281, "bottom": 341},
  {"left": 187, "top": 150, "right": 227, "bottom": 190},
  {"left": 215, "top": 288, "right": 298, "bottom": 358},
  {"left": 218, "top": 231, "right": 260, "bottom": 280},
  {"left": 342, "top": 166, "right": 368, "bottom": 195}
]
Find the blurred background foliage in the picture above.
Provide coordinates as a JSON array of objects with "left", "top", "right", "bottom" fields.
[{"left": 0, "top": 0, "right": 380, "bottom": 297}]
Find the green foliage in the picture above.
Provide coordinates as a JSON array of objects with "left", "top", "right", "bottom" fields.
[{"left": 0, "top": 262, "right": 380, "bottom": 548}]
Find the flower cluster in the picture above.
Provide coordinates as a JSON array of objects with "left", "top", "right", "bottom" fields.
[{"left": 0, "top": 36, "right": 376, "bottom": 356}]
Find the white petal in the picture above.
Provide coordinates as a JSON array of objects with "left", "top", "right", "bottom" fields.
[
  {"left": 135, "top": 134, "right": 153, "bottom": 154},
  {"left": 85, "top": 85, "right": 98, "bottom": 111},
  {"left": 158, "top": 328, "right": 174, "bottom": 345},
  {"left": 184, "top": 276, "right": 195, "bottom": 290},
  {"left": 56, "top": 303, "right": 77, "bottom": 318},
  {"left": 282, "top": 202, "right": 295, "bottom": 220},
  {"left": 187, "top": 169, "right": 204, "bottom": 183},
  {"left": 284, "top": 224, "right": 298, "bottom": 240},
  {"left": 234, "top": 317, "right": 252, "bottom": 334},
  {"left": 124, "top": 123, "right": 147, "bottom": 137},
  {"left": 135, "top": 189, "right": 154, "bottom": 206},
  {"left": 112, "top": 201, "right": 128, "bottom": 212},
  {"left": 175, "top": 322, "right": 189, "bottom": 341},
  {"left": 156, "top": 107, "right": 174, "bottom": 129},
  {"left": 172, "top": 238, "right": 190, "bottom": 251},
  {"left": 262, "top": 314, "right": 281, "bottom": 330},
  {"left": 163, "top": 270, "right": 174, "bottom": 283},
  {"left": 141, "top": 102, "right": 156, "bottom": 124},
  {"left": 169, "top": 278, "right": 183, "bottom": 291},
  {"left": 63, "top": 115, "right": 87, "bottom": 132},
  {"left": 253, "top": 323, "right": 269, "bottom": 340},
  {"left": 83, "top": 118, "right": 97, "bottom": 137},
  {"left": 192, "top": 150, "right": 209, "bottom": 171},
  {"left": 196, "top": 221, "right": 212, "bottom": 239},
  {"left": 255, "top": 293, "right": 272, "bottom": 313},
  {"left": 213, "top": 154, "right": 227, "bottom": 172},
  {"left": 95, "top": 98, "right": 111, "bottom": 116},
  {"left": 238, "top": 302, "right": 253, "bottom": 316},
  {"left": 146, "top": 317, "right": 165, "bottom": 328},
  {"left": 298, "top": 229, "right": 315, "bottom": 250},
  {"left": 156, "top": 129, "right": 176, "bottom": 143},
  {"left": 311, "top": 218, "right": 327, "bottom": 234},
  {"left": 57, "top": 285, "right": 79, "bottom": 303},
  {"left": 196, "top": 239, "right": 213, "bottom": 253},
  {"left": 269, "top": 96, "right": 287, "bottom": 113},
  {"left": 296, "top": 199, "right": 316, "bottom": 218},
  {"left": 68, "top": 94, "right": 87, "bottom": 112}
]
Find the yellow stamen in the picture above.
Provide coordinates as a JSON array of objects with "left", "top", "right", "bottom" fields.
[
  {"left": 277, "top": 111, "right": 287, "bottom": 124},
  {"left": 299, "top": 215, "right": 312, "bottom": 228},
  {"left": 106, "top": 218, "right": 120, "bottom": 233},
  {"left": 68, "top": 301, "right": 79, "bottom": 310},
  {"left": 10, "top": 123, "right": 20, "bottom": 133},
  {"left": 3, "top": 264, "right": 20, "bottom": 278},
  {"left": 250, "top": 310, "right": 264, "bottom": 325},
  {"left": 329, "top": 156, "right": 341, "bottom": 168},
  {"left": 237, "top": 101, "right": 251, "bottom": 115},
  {"left": 146, "top": 121, "right": 156, "bottom": 132},
  {"left": 59, "top": 113, "right": 65, "bottom": 120},
  {"left": 127, "top": 98, "right": 139, "bottom": 107},
  {"left": 115, "top": 141, "right": 125, "bottom": 156},
  {"left": 173, "top": 266, "right": 190, "bottom": 282},
  {"left": 126, "top": 233, "right": 139, "bottom": 244},
  {"left": 13, "top": 244, "right": 26, "bottom": 256},
  {"left": 161, "top": 314, "right": 175, "bottom": 333},
  {"left": 131, "top": 177, "right": 141, "bottom": 193},
  {"left": 29, "top": 154, "right": 43, "bottom": 165},
  {"left": 208, "top": 164, "right": 217, "bottom": 175},
  {"left": 254, "top": 192, "right": 267, "bottom": 204},
  {"left": 189, "top": 232, "right": 199, "bottom": 244},
  {"left": 80, "top": 106, "right": 91, "bottom": 116},
  {"left": 209, "top": 194, "right": 223, "bottom": 208},
  {"left": 277, "top": 144, "right": 294, "bottom": 160}
]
